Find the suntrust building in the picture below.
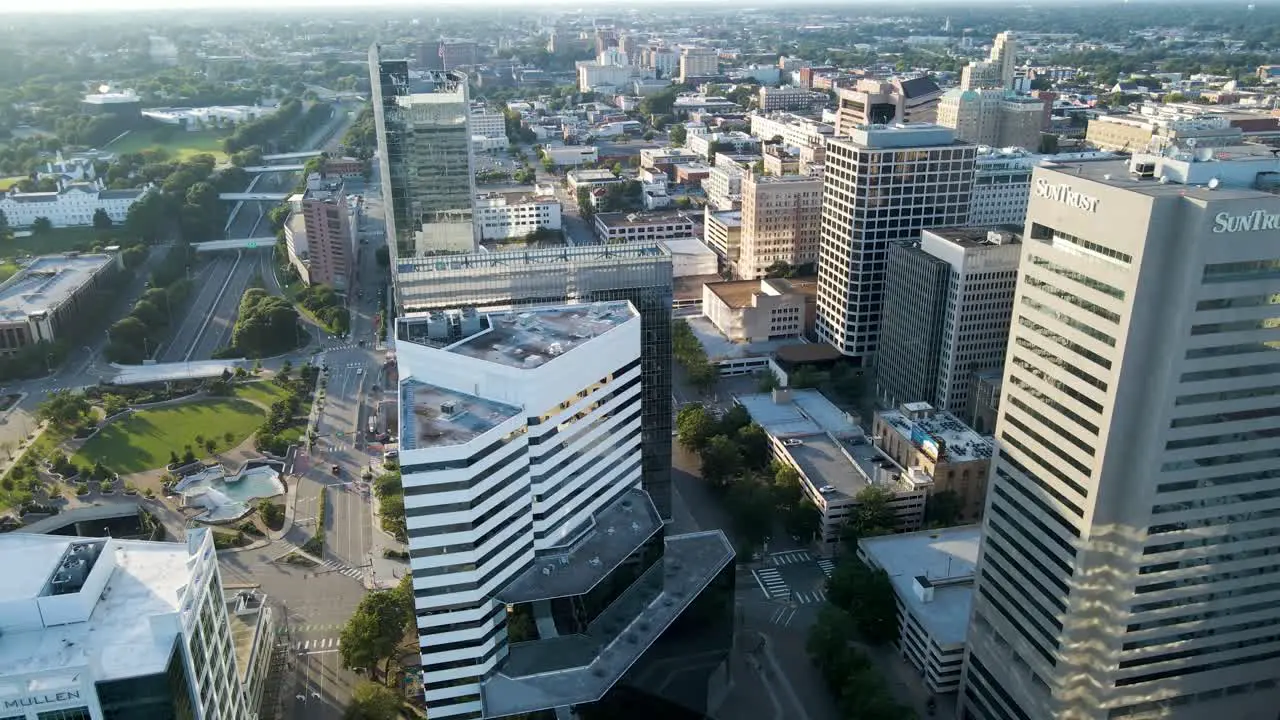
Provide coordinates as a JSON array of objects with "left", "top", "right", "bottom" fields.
[{"left": 960, "top": 145, "right": 1280, "bottom": 719}]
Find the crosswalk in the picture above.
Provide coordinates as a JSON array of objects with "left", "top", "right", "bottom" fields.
[
  {"left": 752, "top": 567, "right": 789, "bottom": 600},
  {"left": 293, "top": 637, "right": 341, "bottom": 652},
  {"left": 320, "top": 560, "right": 366, "bottom": 581},
  {"left": 817, "top": 558, "right": 836, "bottom": 578},
  {"left": 292, "top": 624, "right": 342, "bottom": 634},
  {"left": 769, "top": 550, "right": 813, "bottom": 566},
  {"left": 792, "top": 588, "right": 826, "bottom": 605},
  {"left": 42, "top": 385, "right": 83, "bottom": 394}
]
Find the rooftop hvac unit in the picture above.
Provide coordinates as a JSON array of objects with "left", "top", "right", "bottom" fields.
[
  {"left": 458, "top": 307, "right": 482, "bottom": 336},
  {"left": 425, "top": 311, "right": 450, "bottom": 341},
  {"left": 440, "top": 400, "right": 457, "bottom": 415}
]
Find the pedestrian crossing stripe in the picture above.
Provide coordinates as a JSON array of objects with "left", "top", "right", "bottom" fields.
[
  {"left": 816, "top": 559, "right": 836, "bottom": 577},
  {"left": 294, "top": 638, "right": 341, "bottom": 651},
  {"left": 321, "top": 560, "right": 365, "bottom": 580},
  {"left": 770, "top": 550, "right": 813, "bottom": 565}
]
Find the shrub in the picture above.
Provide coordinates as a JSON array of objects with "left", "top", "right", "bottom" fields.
[
  {"left": 182, "top": 446, "right": 196, "bottom": 464},
  {"left": 75, "top": 483, "right": 89, "bottom": 496},
  {"left": 99, "top": 480, "right": 113, "bottom": 493},
  {"left": 144, "top": 487, "right": 155, "bottom": 498}
]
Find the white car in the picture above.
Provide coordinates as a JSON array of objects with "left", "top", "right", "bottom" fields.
[{"left": 356, "top": 368, "right": 364, "bottom": 376}]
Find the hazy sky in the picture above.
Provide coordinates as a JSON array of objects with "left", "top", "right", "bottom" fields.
[{"left": 3, "top": 0, "right": 1004, "bottom": 13}]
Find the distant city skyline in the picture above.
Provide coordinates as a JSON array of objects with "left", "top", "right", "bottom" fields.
[{"left": 12, "top": 0, "right": 1153, "bottom": 14}]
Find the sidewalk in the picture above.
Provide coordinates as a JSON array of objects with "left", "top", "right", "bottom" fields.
[{"left": 367, "top": 479, "right": 408, "bottom": 589}]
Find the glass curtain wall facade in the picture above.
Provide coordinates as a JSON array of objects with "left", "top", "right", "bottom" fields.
[
  {"left": 394, "top": 243, "right": 674, "bottom": 521},
  {"left": 369, "top": 45, "right": 477, "bottom": 275}
]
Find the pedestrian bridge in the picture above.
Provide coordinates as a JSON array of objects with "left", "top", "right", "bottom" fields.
[
  {"left": 194, "top": 237, "right": 275, "bottom": 252},
  {"left": 240, "top": 164, "right": 306, "bottom": 173},
  {"left": 261, "top": 151, "right": 322, "bottom": 161},
  {"left": 219, "top": 192, "right": 289, "bottom": 202}
]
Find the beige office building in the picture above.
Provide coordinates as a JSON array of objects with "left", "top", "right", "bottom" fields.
[
  {"left": 737, "top": 170, "right": 823, "bottom": 279},
  {"left": 679, "top": 47, "right": 719, "bottom": 83},
  {"left": 960, "top": 147, "right": 1280, "bottom": 720},
  {"left": 936, "top": 89, "right": 1046, "bottom": 151},
  {"left": 702, "top": 278, "right": 808, "bottom": 342},
  {"left": 834, "top": 78, "right": 943, "bottom": 135}
]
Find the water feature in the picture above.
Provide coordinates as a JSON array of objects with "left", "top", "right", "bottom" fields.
[{"left": 176, "top": 463, "right": 285, "bottom": 523}]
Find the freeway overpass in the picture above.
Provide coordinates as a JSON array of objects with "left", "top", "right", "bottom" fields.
[
  {"left": 241, "top": 164, "right": 306, "bottom": 173},
  {"left": 261, "top": 150, "right": 322, "bottom": 162},
  {"left": 219, "top": 192, "right": 290, "bottom": 201},
  {"left": 194, "top": 237, "right": 276, "bottom": 252}
]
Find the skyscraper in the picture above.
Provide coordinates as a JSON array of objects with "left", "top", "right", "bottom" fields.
[
  {"left": 959, "top": 147, "right": 1280, "bottom": 719},
  {"left": 816, "top": 124, "right": 977, "bottom": 364},
  {"left": 878, "top": 227, "right": 1021, "bottom": 413},
  {"left": 960, "top": 31, "right": 1019, "bottom": 91},
  {"left": 396, "top": 302, "right": 734, "bottom": 720},
  {"left": 394, "top": 243, "right": 676, "bottom": 521},
  {"left": 369, "top": 45, "right": 477, "bottom": 272}
]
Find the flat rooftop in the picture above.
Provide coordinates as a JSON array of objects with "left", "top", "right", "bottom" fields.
[
  {"left": 0, "top": 253, "right": 114, "bottom": 322},
  {"left": 481, "top": 530, "right": 734, "bottom": 718},
  {"left": 706, "top": 277, "right": 814, "bottom": 310},
  {"left": 496, "top": 487, "right": 661, "bottom": 604},
  {"left": 399, "top": 380, "right": 521, "bottom": 451},
  {"left": 1043, "top": 147, "right": 1280, "bottom": 201},
  {"left": 449, "top": 301, "right": 636, "bottom": 369},
  {"left": 707, "top": 210, "right": 742, "bottom": 227},
  {"left": 0, "top": 535, "right": 195, "bottom": 683},
  {"left": 859, "top": 525, "right": 982, "bottom": 647},
  {"left": 684, "top": 314, "right": 808, "bottom": 361},
  {"left": 594, "top": 211, "right": 695, "bottom": 229},
  {"left": 737, "top": 390, "right": 860, "bottom": 439},
  {"left": 879, "top": 407, "right": 995, "bottom": 463},
  {"left": 924, "top": 226, "right": 1023, "bottom": 249}
]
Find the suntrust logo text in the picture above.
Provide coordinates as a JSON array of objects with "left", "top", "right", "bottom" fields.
[
  {"left": 1034, "top": 179, "right": 1099, "bottom": 212},
  {"left": 1212, "top": 210, "right": 1280, "bottom": 234}
]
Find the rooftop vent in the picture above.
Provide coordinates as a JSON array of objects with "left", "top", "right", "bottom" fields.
[
  {"left": 589, "top": 556, "right": 602, "bottom": 568},
  {"left": 441, "top": 400, "right": 457, "bottom": 415},
  {"left": 541, "top": 565, "right": 554, "bottom": 576}
]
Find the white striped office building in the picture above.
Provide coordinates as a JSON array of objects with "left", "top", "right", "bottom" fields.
[{"left": 395, "top": 301, "right": 643, "bottom": 719}]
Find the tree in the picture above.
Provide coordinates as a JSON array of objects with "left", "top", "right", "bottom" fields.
[
  {"left": 699, "top": 434, "right": 742, "bottom": 486},
  {"left": 92, "top": 208, "right": 112, "bottom": 230},
  {"left": 718, "top": 404, "right": 752, "bottom": 436},
  {"left": 37, "top": 390, "right": 90, "bottom": 427},
  {"left": 924, "top": 489, "right": 963, "bottom": 526},
  {"left": 668, "top": 124, "right": 687, "bottom": 146},
  {"left": 676, "top": 403, "right": 716, "bottom": 451},
  {"left": 339, "top": 589, "right": 412, "bottom": 682},
  {"left": 807, "top": 605, "right": 863, "bottom": 690},
  {"left": 826, "top": 555, "right": 899, "bottom": 645},
  {"left": 1038, "top": 134, "right": 1060, "bottom": 154},
  {"left": 726, "top": 475, "right": 775, "bottom": 553},
  {"left": 735, "top": 423, "right": 771, "bottom": 472},
  {"left": 843, "top": 484, "right": 898, "bottom": 543},
  {"left": 764, "top": 260, "right": 796, "bottom": 278},
  {"left": 576, "top": 186, "right": 594, "bottom": 217},
  {"left": 31, "top": 216, "right": 52, "bottom": 235},
  {"left": 0, "top": 209, "right": 8, "bottom": 239},
  {"left": 344, "top": 682, "right": 401, "bottom": 720},
  {"left": 374, "top": 246, "right": 389, "bottom": 267}
]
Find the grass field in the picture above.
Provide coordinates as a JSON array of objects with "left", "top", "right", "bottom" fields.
[
  {"left": 72, "top": 398, "right": 267, "bottom": 474},
  {"left": 234, "top": 381, "right": 289, "bottom": 409},
  {"left": 0, "top": 176, "right": 25, "bottom": 191},
  {"left": 106, "top": 127, "right": 230, "bottom": 163},
  {"left": 0, "top": 226, "right": 132, "bottom": 260},
  {"left": 0, "top": 261, "right": 19, "bottom": 283}
]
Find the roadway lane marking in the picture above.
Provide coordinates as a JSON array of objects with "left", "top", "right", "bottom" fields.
[{"left": 185, "top": 250, "right": 243, "bottom": 361}]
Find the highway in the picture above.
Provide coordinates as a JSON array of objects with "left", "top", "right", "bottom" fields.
[{"left": 157, "top": 254, "right": 236, "bottom": 363}]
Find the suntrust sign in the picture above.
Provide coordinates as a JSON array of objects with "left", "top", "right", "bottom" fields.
[
  {"left": 1212, "top": 210, "right": 1280, "bottom": 234},
  {"left": 1034, "top": 179, "right": 1099, "bottom": 212}
]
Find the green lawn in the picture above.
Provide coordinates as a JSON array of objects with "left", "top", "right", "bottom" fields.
[
  {"left": 0, "top": 176, "right": 25, "bottom": 191},
  {"left": 0, "top": 261, "right": 19, "bottom": 283},
  {"left": 105, "top": 127, "right": 230, "bottom": 163},
  {"left": 72, "top": 398, "right": 267, "bottom": 474},
  {"left": 0, "top": 226, "right": 134, "bottom": 260},
  {"left": 234, "top": 381, "right": 289, "bottom": 409}
]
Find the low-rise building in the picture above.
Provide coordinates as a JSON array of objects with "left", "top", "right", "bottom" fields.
[
  {"left": 702, "top": 278, "right": 808, "bottom": 342},
  {"left": 674, "top": 163, "right": 712, "bottom": 185},
  {"left": 662, "top": 237, "right": 720, "bottom": 277},
  {"left": 703, "top": 209, "right": 742, "bottom": 262},
  {"left": 687, "top": 131, "right": 761, "bottom": 161},
  {"left": 872, "top": 402, "right": 994, "bottom": 523},
  {"left": 857, "top": 526, "right": 981, "bottom": 695},
  {"left": 0, "top": 252, "right": 121, "bottom": 356},
  {"left": 671, "top": 94, "right": 739, "bottom": 117},
  {"left": 565, "top": 168, "right": 621, "bottom": 194},
  {"left": 594, "top": 210, "right": 696, "bottom": 244},
  {"left": 0, "top": 530, "right": 256, "bottom": 720},
  {"left": 640, "top": 147, "right": 700, "bottom": 177},
  {"left": 474, "top": 190, "right": 562, "bottom": 241},
  {"left": 469, "top": 105, "right": 507, "bottom": 139},
  {"left": 323, "top": 156, "right": 366, "bottom": 178},
  {"left": 541, "top": 145, "right": 599, "bottom": 167},
  {"left": 701, "top": 163, "right": 744, "bottom": 210},
  {"left": 758, "top": 86, "right": 822, "bottom": 112},
  {"left": 0, "top": 181, "right": 150, "bottom": 229},
  {"left": 749, "top": 112, "right": 834, "bottom": 150},
  {"left": 737, "top": 389, "right": 929, "bottom": 546},
  {"left": 142, "top": 104, "right": 277, "bottom": 128}
]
